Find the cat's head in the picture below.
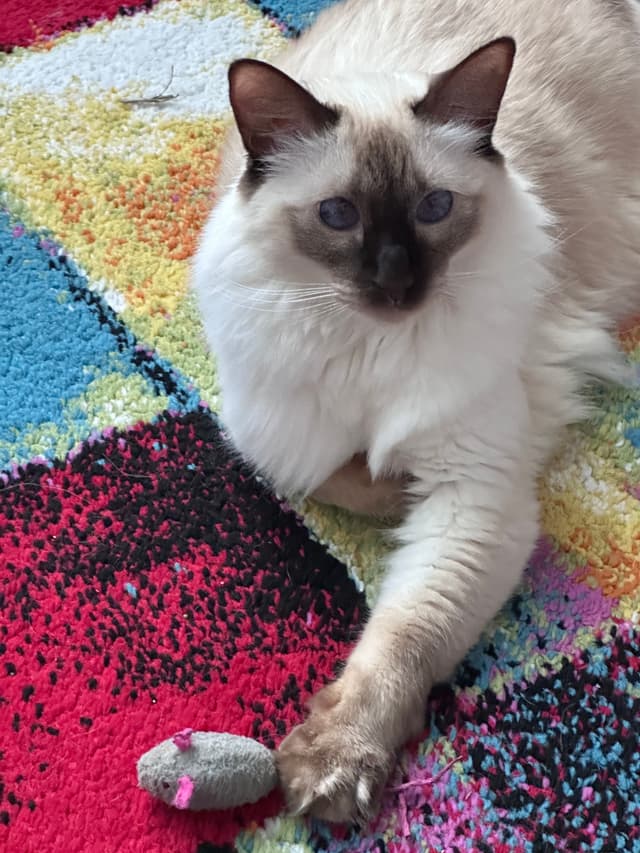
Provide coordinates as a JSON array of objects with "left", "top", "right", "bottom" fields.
[{"left": 208, "top": 38, "right": 546, "bottom": 329}]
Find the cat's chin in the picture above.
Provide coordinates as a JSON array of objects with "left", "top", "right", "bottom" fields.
[
  {"left": 360, "top": 303, "right": 423, "bottom": 325},
  {"left": 351, "top": 290, "right": 430, "bottom": 325},
  {"left": 344, "top": 276, "right": 435, "bottom": 323}
]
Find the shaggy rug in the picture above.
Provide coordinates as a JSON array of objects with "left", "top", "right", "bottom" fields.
[{"left": 1, "top": 2, "right": 640, "bottom": 851}]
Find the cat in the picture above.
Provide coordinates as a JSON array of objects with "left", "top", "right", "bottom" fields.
[{"left": 193, "top": 0, "right": 640, "bottom": 823}]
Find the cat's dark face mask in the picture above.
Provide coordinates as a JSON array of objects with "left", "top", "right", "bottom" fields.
[{"left": 285, "top": 128, "right": 480, "bottom": 316}]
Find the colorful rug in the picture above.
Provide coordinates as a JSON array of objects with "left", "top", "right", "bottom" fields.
[{"left": 1, "top": 2, "right": 640, "bottom": 851}]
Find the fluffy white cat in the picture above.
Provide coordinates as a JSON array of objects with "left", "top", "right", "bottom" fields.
[{"left": 193, "top": 0, "right": 640, "bottom": 822}]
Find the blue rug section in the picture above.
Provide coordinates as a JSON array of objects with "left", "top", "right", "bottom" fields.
[
  {"left": 252, "top": 0, "right": 335, "bottom": 33},
  {"left": 0, "top": 211, "right": 200, "bottom": 471}
]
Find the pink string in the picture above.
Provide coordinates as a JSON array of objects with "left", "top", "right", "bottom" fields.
[
  {"left": 387, "top": 755, "right": 462, "bottom": 794},
  {"left": 387, "top": 755, "right": 463, "bottom": 838},
  {"left": 398, "top": 793, "right": 411, "bottom": 836}
]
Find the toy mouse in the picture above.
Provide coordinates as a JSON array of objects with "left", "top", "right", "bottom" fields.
[{"left": 137, "top": 729, "right": 278, "bottom": 811}]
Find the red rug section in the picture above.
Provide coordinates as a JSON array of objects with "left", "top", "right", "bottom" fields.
[
  {"left": 0, "top": 413, "right": 363, "bottom": 852},
  {"left": 0, "top": 0, "right": 156, "bottom": 50}
]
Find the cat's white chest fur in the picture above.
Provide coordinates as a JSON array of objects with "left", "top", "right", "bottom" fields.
[
  {"left": 196, "top": 274, "right": 514, "bottom": 499},
  {"left": 211, "top": 321, "right": 413, "bottom": 496}
]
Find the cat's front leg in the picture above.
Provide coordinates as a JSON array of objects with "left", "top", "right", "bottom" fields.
[{"left": 277, "top": 473, "right": 539, "bottom": 822}]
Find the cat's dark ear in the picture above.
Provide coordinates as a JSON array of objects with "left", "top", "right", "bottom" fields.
[
  {"left": 414, "top": 37, "right": 515, "bottom": 151},
  {"left": 228, "top": 59, "right": 338, "bottom": 160}
]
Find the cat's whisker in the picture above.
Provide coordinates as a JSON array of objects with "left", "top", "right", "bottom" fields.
[
  {"left": 231, "top": 283, "right": 337, "bottom": 297},
  {"left": 445, "top": 245, "right": 553, "bottom": 283},
  {"left": 549, "top": 220, "right": 597, "bottom": 247},
  {"left": 241, "top": 294, "right": 336, "bottom": 307},
  {"left": 445, "top": 270, "right": 491, "bottom": 279},
  {"left": 215, "top": 287, "right": 342, "bottom": 316},
  {"left": 312, "top": 305, "right": 351, "bottom": 324},
  {"left": 228, "top": 289, "right": 336, "bottom": 304},
  {"left": 222, "top": 282, "right": 338, "bottom": 306},
  {"left": 263, "top": 280, "right": 340, "bottom": 290},
  {"left": 228, "top": 277, "right": 337, "bottom": 292},
  {"left": 221, "top": 278, "right": 335, "bottom": 298}
]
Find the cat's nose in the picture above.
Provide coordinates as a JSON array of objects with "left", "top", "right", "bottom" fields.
[{"left": 373, "top": 244, "right": 413, "bottom": 305}]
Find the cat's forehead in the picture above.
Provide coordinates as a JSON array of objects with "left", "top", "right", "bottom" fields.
[
  {"left": 334, "top": 117, "right": 481, "bottom": 197},
  {"left": 266, "top": 98, "right": 484, "bottom": 206},
  {"left": 353, "top": 128, "right": 414, "bottom": 190}
]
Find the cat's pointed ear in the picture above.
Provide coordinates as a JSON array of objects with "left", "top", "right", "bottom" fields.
[
  {"left": 228, "top": 59, "right": 339, "bottom": 160},
  {"left": 414, "top": 37, "right": 515, "bottom": 145}
]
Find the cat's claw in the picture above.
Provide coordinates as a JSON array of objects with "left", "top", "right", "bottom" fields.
[{"left": 276, "top": 681, "right": 394, "bottom": 823}]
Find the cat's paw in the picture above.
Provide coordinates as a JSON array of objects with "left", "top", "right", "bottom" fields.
[{"left": 276, "top": 681, "right": 394, "bottom": 823}]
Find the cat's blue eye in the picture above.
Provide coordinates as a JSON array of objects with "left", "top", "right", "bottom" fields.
[
  {"left": 416, "top": 190, "right": 453, "bottom": 224},
  {"left": 318, "top": 197, "right": 360, "bottom": 230}
]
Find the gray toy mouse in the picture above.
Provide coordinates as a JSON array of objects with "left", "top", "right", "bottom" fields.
[{"left": 137, "top": 729, "right": 279, "bottom": 811}]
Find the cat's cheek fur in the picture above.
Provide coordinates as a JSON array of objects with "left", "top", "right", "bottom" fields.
[{"left": 193, "top": 200, "right": 357, "bottom": 494}]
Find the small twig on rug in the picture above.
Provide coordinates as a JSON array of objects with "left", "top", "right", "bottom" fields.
[
  {"left": 0, "top": 480, "right": 89, "bottom": 504},
  {"left": 100, "top": 456, "right": 154, "bottom": 480},
  {"left": 120, "top": 66, "right": 178, "bottom": 106}
]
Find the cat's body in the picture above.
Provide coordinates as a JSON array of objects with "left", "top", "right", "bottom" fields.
[{"left": 194, "top": 0, "right": 640, "bottom": 822}]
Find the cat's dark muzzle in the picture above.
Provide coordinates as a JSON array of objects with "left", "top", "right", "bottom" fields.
[{"left": 358, "top": 242, "right": 426, "bottom": 312}]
